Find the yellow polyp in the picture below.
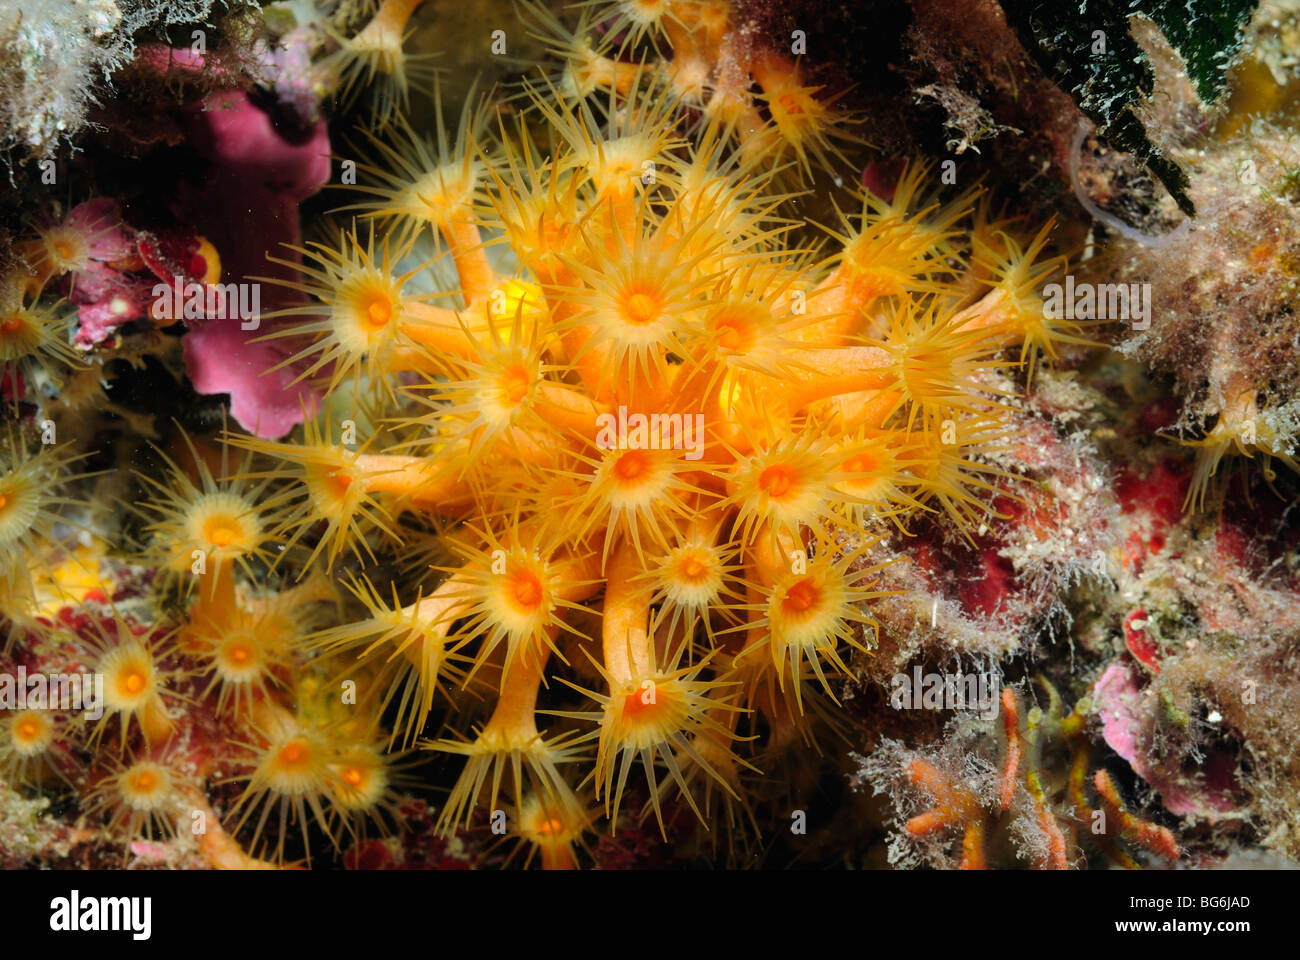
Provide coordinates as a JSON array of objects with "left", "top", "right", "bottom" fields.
[
  {"left": 134, "top": 769, "right": 159, "bottom": 792},
  {"left": 119, "top": 668, "right": 147, "bottom": 697},
  {"left": 623, "top": 291, "right": 661, "bottom": 325},
  {"left": 776, "top": 92, "right": 806, "bottom": 115},
  {"left": 681, "top": 556, "right": 707, "bottom": 580},
  {"left": 782, "top": 578, "right": 819, "bottom": 614},
  {"left": 620, "top": 683, "right": 674, "bottom": 724},
  {"left": 841, "top": 451, "right": 876, "bottom": 474},
  {"left": 497, "top": 366, "right": 531, "bottom": 404},
  {"left": 278, "top": 740, "right": 309, "bottom": 767},
  {"left": 365, "top": 294, "right": 393, "bottom": 328},
  {"left": 614, "top": 449, "right": 651, "bottom": 481},
  {"left": 205, "top": 523, "right": 238, "bottom": 548},
  {"left": 510, "top": 570, "right": 543, "bottom": 609},
  {"left": 717, "top": 323, "right": 744, "bottom": 351},
  {"left": 758, "top": 464, "right": 798, "bottom": 499}
]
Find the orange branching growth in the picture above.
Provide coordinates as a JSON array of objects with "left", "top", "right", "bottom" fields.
[
  {"left": 958, "top": 819, "right": 987, "bottom": 871},
  {"left": 903, "top": 757, "right": 982, "bottom": 838},
  {"left": 1023, "top": 769, "right": 1070, "bottom": 870},
  {"left": 1006, "top": 685, "right": 1068, "bottom": 869},
  {"left": 873, "top": 682, "right": 1185, "bottom": 870},
  {"left": 902, "top": 757, "right": 987, "bottom": 872},
  {"left": 999, "top": 686, "right": 1020, "bottom": 812},
  {"left": 1093, "top": 768, "right": 1181, "bottom": 862}
]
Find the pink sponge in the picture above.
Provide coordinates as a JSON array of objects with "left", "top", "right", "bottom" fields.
[{"left": 179, "top": 87, "right": 330, "bottom": 437}]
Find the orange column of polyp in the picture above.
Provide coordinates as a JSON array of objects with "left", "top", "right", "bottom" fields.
[
  {"left": 596, "top": 57, "right": 644, "bottom": 95},
  {"left": 740, "top": 522, "right": 781, "bottom": 638},
  {"left": 481, "top": 631, "right": 553, "bottom": 744},
  {"left": 398, "top": 302, "right": 478, "bottom": 360},
  {"left": 661, "top": 5, "right": 703, "bottom": 62},
  {"left": 1218, "top": 374, "right": 1258, "bottom": 432},
  {"left": 492, "top": 624, "right": 583, "bottom": 872},
  {"left": 602, "top": 543, "right": 656, "bottom": 683},
  {"left": 534, "top": 382, "right": 604, "bottom": 441},
  {"left": 672, "top": 342, "right": 721, "bottom": 416},
  {"left": 951, "top": 285, "right": 1018, "bottom": 336},
  {"left": 602, "top": 187, "right": 639, "bottom": 250},
  {"left": 383, "top": 586, "right": 471, "bottom": 729},
  {"left": 355, "top": 453, "right": 471, "bottom": 509},
  {"left": 407, "top": 572, "right": 478, "bottom": 645},
  {"left": 694, "top": 0, "right": 732, "bottom": 56},
  {"left": 748, "top": 49, "right": 797, "bottom": 95},
  {"left": 560, "top": 194, "right": 641, "bottom": 408},
  {"left": 538, "top": 836, "right": 578, "bottom": 871},
  {"left": 812, "top": 256, "right": 908, "bottom": 342},
  {"left": 179, "top": 787, "right": 281, "bottom": 870},
  {"left": 549, "top": 282, "right": 614, "bottom": 404},
  {"left": 833, "top": 388, "right": 904, "bottom": 434},
  {"left": 140, "top": 699, "right": 176, "bottom": 746},
  {"left": 438, "top": 211, "right": 496, "bottom": 308},
  {"left": 827, "top": 291, "right": 876, "bottom": 344},
  {"left": 361, "top": 0, "right": 425, "bottom": 43},
  {"left": 777, "top": 346, "right": 895, "bottom": 410},
  {"left": 551, "top": 551, "right": 604, "bottom": 606},
  {"left": 184, "top": 562, "right": 239, "bottom": 650}
]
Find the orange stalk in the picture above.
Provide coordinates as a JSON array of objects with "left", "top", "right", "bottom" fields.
[
  {"left": 482, "top": 635, "right": 552, "bottom": 741},
  {"left": 601, "top": 543, "right": 656, "bottom": 683},
  {"left": 440, "top": 214, "right": 496, "bottom": 307},
  {"left": 179, "top": 787, "right": 283, "bottom": 870},
  {"left": 958, "top": 821, "right": 987, "bottom": 870},
  {"left": 1094, "top": 769, "right": 1180, "bottom": 861},
  {"left": 903, "top": 757, "right": 981, "bottom": 837},
  {"left": 185, "top": 564, "right": 238, "bottom": 644},
  {"left": 1025, "top": 770, "right": 1069, "bottom": 869},
  {"left": 399, "top": 302, "right": 478, "bottom": 359},
  {"left": 360, "top": 0, "right": 424, "bottom": 41},
  {"left": 535, "top": 382, "right": 605, "bottom": 440},
  {"left": 354, "top": 454, "right": 469, "bottom": 506},
  {"left": 768, "top": 346, "right": 894, "bottom": 410},
  {"left": 999, "top": 687, "right": 1020, "bottom": 811}
]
